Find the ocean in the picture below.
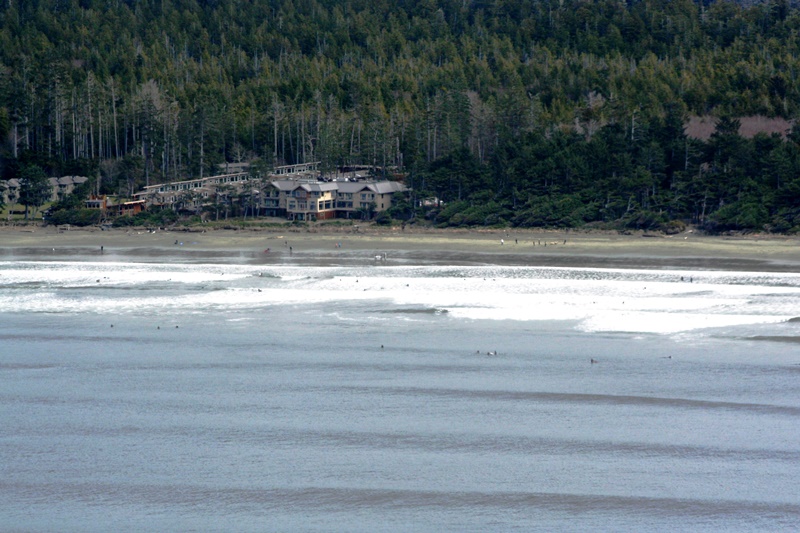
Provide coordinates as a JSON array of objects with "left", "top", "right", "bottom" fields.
[{"left": 2, "top": 253, "right": 800, "bottom": 531}]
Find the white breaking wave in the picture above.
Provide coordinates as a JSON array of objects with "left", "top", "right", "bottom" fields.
[{"left": 1, "top": 261, "right": 799, "bottom": 335}]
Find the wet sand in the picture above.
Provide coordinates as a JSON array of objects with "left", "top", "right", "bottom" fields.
[{"left": 1, "top": 225, "right": 799, "bottom": 272}]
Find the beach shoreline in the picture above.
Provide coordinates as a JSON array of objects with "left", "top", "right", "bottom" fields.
[{"left": 1, "top": 224, "right": 799, "bottom": 272}]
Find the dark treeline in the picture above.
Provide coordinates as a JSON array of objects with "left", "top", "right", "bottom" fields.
[{"left": 1, "top": 0, "right": 800, "bottom": 231}]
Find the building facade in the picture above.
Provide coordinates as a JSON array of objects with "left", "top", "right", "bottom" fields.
[
  {"left": 134, "top": 163, "right": 320, "bottom": 210},
  {"left": 133, "top": 162, "right": 408, "bottom": 221},
  {"left": 272, "top": 179, "right": 407, "bottom": 221},
  {"left": 2, "top": 176, "right": 89, "bottom": 207}
]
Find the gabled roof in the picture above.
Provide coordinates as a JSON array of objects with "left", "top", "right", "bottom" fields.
[
  {"left": 335, "top": 182, "right": 372, "bottom": 194},
  {"left": 57, "top": 176, "right": 89, "bottom": 185},
  {"left": 299, "top": 182, "right": 338, "bottom": 192},
  {"left": 335, "top": 181, "right": 406, "bottom": 194},
  {"left": 271, "top": 179, "right": 303, "bottom": 191},
  {"left": 47, "top": 176, "right": 89, "bottom": 186},
  {"left": 369, "top": 181, "right": 406, "bottom": 194}
]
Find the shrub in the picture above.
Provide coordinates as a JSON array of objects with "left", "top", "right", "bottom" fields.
[
  {"left": 662, "top": 220, "right": 687, "bottom": 234},
  {"left": 434, "top": 200, "right": 468, "bottom": 224},
  {"left": 706, "top": 201, "right": 768, "bottom": 232},
  {"left": 512, "top": 195, "right": 598, "bottom": 228},
  {"left": 46, "top": 208, "right": 102, "bottom": 226},
  {"left": 622, "top": 209, "right": 668, "bottom": 230},
  {"left": 112, "top": 208, "right": 179, "bottom": 228},
  {"left": 769, "top": 207, "right": 800, "bottom": 234},
  {"left": 375, "top": 211, "right": 392, "bottom": 226}
]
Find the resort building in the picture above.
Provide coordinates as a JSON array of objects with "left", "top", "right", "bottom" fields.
[
  {"left": 133, "top": 162, "right": 408, "bottom": 221},
  {"left": 83, "top": 195, "right": 146, "bottom": 217},
  {"left": 51, "top": 176, "right": 89, "bottom": 202},
  {"left": 134, "top": 162, "right": 320, "bottom": 209},
  {"left": 2, "top": 175, "right": 89, "bottom": 207},
  {"left": 273, "top": 179, "right": 407, "bottom": 221}
]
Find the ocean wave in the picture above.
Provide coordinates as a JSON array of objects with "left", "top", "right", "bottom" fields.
[
  {"left": 337, "top": 385, "right": 800, "bottom": 415},
  {"left": 378, "top": 308, "right": 449, "bottom": 315},
  {"left": 12, "top": 481, "right": 795, "bottom": 518},
  {"left": 2, "top": 261, "right": 799, "bottom": 335}
]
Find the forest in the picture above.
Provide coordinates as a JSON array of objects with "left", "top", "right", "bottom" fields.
[{"left": 1, "top": 0, "right": 800, "bottom": 231}]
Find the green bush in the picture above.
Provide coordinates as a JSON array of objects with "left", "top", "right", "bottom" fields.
[
  {"left": 662, "top": 219, "right": 687, "bottom": 234},
  {"left": 769, "top": 207, "right": 800, "bottom": 233},
  {"left": 706, "top": 201, "right": 769, "bottom": 232},
  {"left": 112, "top": 215, "right": 139, "bottom": 227},
  {"left": 622, "top": 209, "right": 668, "bottom": 230},
  {"left": 46, "top": 208, "right": 102, "bottom": 226},
  {"left": 375, "top": 211, "right": 392, "bottom": 226},
  {"left": 430, "top": 199, "right": 513, "bottom": 227},
  {"left": 512, "top": 195, "right": 598, "bottom": 228},
  {"left": 112, "top": 208, "right": 179, "bottom": 228},
  {"left": 434, "top": 200, "right": 468, "bottom": 224}
]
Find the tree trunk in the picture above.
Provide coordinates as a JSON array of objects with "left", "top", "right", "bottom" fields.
[{"left": 111, "top": 79, "right": 119, "bottom": 158}]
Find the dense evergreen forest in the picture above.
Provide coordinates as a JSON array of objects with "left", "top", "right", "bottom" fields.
[{"left": 2, "top": 0, "right": 800, "bottom": 231}]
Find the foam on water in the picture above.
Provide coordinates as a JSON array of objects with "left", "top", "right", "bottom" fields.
[
  {"left": 0, "top": 261, "right": 249, "bottom": 287},
  {"left": 2, "top": 261, "right": 799, "bottom": 336}
]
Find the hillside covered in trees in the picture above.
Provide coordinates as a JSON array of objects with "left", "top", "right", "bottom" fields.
[{"left": 2, "top": 0, "right": 800, "bottom": 231}]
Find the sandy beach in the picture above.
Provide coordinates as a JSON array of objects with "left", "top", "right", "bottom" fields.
[{"left": 1, "top": 224, "right": 799, "bottom": 272}]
